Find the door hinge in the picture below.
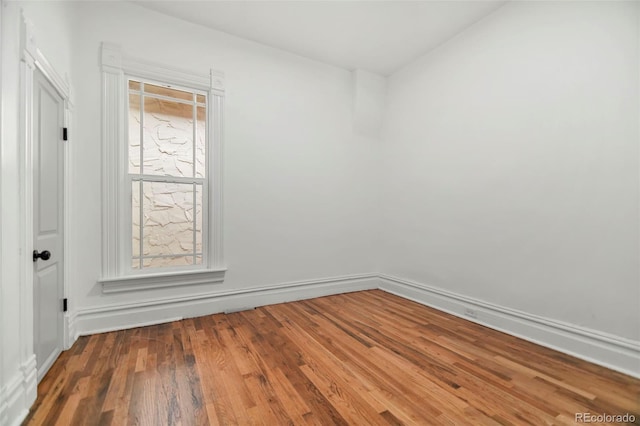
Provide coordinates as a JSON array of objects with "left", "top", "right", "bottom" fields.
[
  {"left": 63, "top": 127, "right": 68, "bottom": 141},
  {"left": 63, "top": 298, "right": 68, "bottom": 312}
]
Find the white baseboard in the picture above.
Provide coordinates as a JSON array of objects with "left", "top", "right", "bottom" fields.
[
  {"left": 1, "top": 355, "right": 37, "bottom": 426},
  {"left": 378, "top": 274, "right": 640, "bottom": 379},
  {"left": 74, "top": 273, "right": 378, "bottom": 338},
  {"left": 63, "top": 311, "right": 77, "bottom": 350},
  {"left": 68, "top": 271, "right": 639, "bottom": 381}
]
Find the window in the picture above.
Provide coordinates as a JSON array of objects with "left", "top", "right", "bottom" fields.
[
  {"left": 127, "top": 79, "right": 207, "bottom": 271},
  {"left": 100, "top": 43, "right": 225, "bottom": 292}
]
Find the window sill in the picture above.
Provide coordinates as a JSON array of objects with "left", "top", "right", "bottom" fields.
[{"left": 99, "top": 268, "right": 227, "bottom": 294}]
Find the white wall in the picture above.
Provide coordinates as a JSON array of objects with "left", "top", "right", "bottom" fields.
[
  {"left": 382, "top": 1, "right": 639, "bottom": 341},
  {"left": 69, "top": 1, "right": 377, "bottom": 310},
  {"left": 352, "top": 69, "right": 386, "bottom": 138},
  {"left": 0, "top": 0, "right": 5, "bottom": 420},
  {"left": 1, "top": 5, "right": 22, "bottom": 408}
]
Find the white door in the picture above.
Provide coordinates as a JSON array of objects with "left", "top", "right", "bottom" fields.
[{"left": 32, "top": 68, "right": 65, "bottom": 382}]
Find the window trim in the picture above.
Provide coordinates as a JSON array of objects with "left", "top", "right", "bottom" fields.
[{"left": 99, "top": 43, "right": 225, "bottom": 293}]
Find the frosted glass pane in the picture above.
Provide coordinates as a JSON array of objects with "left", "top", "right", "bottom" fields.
[
  {"left": 128, "top": 93, "right": 142, "bottom": 174},
  {"left": 144, "top": 83, "right": 193, "bottom": 102},
  {"left": 132, "top": 181, "right": 141, "bottom": 269},
  {"left": 195, "top": 255, "right": 202, "bottom": 265},
  {"left": 142, "top": 182, "right": 195, "bottom": 257},
  {"left": 196, "top": 106, "right": 206, "bottom": 178},
  {"left": 143, "top": 97, "right": 193, "bottom": 177},
  {"left": 195, "top": 184, "right": 202, "bottom": 253},
  {"left": 143, "top": 256, "right": 193, "bottom": 268}
]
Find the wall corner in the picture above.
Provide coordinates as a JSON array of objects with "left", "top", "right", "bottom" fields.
[{"left": 352, "top": 69, "right": 387, "bottom": 139}]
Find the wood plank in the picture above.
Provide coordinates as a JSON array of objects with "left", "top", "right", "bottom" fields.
[{"left": 23, "top": 290, "right": 640, "bottom": 425}]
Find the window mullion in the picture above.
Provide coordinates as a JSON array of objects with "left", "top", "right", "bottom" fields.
[
  {"left": 139, "top": 82, "right": 145, "bottom": 270},
  {"left": 134, "top": 253, "right": 204, "bottom": 260},
  {"left": 193, "top": 184, "right": 197, "bottom": 265},
  {"left": 131, "top": 174, "right": 205, "bottom": 185},
  {"left": 192, "top": 93, "right": 197, "bottom": 265},
  {"left": 138, "top": 180, "right": 143, "bottom": 269},
  {"left": 128, "top": 89, "right": 206, "bottom": 107}
]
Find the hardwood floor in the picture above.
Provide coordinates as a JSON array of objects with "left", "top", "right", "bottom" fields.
[{"left": 24, "top": 290, "right": 639, "bottom": 425}]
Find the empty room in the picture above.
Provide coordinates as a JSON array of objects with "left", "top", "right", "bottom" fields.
[{"left": 1, "top": 0, "right": 639, "bottom": 424}]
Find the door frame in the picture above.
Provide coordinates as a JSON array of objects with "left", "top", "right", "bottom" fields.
[{"left": 19, "top": 12, "right": 73, "bottom": 390}]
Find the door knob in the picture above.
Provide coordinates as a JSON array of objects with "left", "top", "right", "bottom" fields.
[{"left": 33, "top": 250, "right": 51, "bottom": 262}]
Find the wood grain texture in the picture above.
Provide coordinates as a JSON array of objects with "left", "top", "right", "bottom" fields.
[{"left": 23, "top": 290, "right": 640, "bottom": 425}]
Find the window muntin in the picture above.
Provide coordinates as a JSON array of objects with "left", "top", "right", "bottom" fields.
[{"left": 127, "top": 78, "right": 208, "bottom": 271}]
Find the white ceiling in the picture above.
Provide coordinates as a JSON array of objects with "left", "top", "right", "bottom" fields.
[{"left": 136, "top": 1, "right": 507, "bottom": 76}]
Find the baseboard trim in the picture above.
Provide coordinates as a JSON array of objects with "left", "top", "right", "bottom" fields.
[
  {"left": 75, "top": 273, "right": 378, "bottom": 337},
  {"left": 1, "top": 373, "right": 25, "bottom": 426},
  {"left": 64, "top": 311, "right": 77, "bottom": 350},
  {"left": 378, "top": 274, "right": 640, "bottom": 379},
  {"left": 68, "top": 272, "right": 639, "bottom": 380},
  {"left": 1, "top": 355, "right": 37, "bottom": 426}
]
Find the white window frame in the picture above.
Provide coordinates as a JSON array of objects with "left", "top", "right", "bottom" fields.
[
  {"left": 98, "top": 43, "right": 225, "bottom": 293},
  {"left": 126, "top": 77, "right": 209, "bottom": 273}
]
